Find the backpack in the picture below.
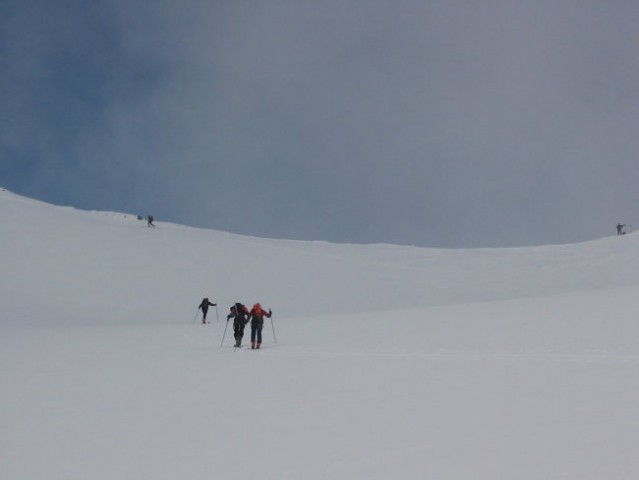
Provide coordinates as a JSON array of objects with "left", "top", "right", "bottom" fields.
[{"left": 234, "top": 303, "right": 247, "bottom": 322}]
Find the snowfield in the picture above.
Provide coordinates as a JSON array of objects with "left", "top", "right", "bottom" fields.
[{"left": 2, "top": 188, "right": 638, "bottom": 479}]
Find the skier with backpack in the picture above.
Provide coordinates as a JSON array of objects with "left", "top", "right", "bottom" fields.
[
  {"left": 198, "top": 298, "right": 217, "bottom": 324},
  {"left": 227, "top": 303, "right": 249, "bottom": 347},
  {"left": 248, "top": 303, "right": 272, "bottom": 349}
]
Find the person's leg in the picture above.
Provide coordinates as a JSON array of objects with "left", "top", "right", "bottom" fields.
[
  {"left": 233, "top": 322, "right": 241, "bottom": 346},
  {"left": 251, "top": 323, "right": 257, "bottom": 348},
  {"left": 256, "top": 323, "right": 263, "bottom": 348}
]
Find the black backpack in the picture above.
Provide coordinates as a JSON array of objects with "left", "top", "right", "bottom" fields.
[{"left": 234, "top": 303, "right": 247, "bottom": 322}]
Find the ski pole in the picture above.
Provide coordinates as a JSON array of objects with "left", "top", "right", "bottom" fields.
[
  {"left": 220, "top": 320, "right": 229, "bottom": 348},
  {"left": 270, "top": 315, "right": 277, "bottom": 344},
  {"left": 193, "top": 309, "right": 200, "bottom": 324},
  {"left": 215, "top": 304, "right": 219, "bottom": 322}
]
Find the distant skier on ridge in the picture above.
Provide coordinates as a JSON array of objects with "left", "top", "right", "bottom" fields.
[{"left": 616, "top": 223, "right": 626, "bottom": 235}]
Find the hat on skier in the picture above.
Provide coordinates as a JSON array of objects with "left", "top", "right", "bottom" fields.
[{"left": 254, "top": 303, "right": 261, "bottom": 311}]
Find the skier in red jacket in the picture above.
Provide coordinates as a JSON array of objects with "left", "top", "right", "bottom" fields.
[{"left": 248, "top": 303, "right": 272, "bottom": 349}]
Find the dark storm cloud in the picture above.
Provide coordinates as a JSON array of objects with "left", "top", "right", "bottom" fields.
[{"left": 2, "top": 0, "right": 639, "bottom": 246}]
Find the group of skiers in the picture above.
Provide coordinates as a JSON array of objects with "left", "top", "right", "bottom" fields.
[
  {"left": 198, "top": 298, "right": 272, "bottom": 349},
  {"left": 227, "top": 302, "right": 272, "bottom": 349}
]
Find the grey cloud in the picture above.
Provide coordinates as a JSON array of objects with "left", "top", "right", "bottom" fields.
[{"left": 2, "top": 0, "right": 639, "bottom": 246}]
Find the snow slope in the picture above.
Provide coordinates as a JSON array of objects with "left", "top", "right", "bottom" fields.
[{"left": 2, "top": 188, "right": 638, "bottom": 479}]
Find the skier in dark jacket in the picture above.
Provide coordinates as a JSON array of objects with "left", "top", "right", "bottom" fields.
[
  {"left": 617, "top": 223, "right": 626, "bottom": 235},
  {"left": 198, "top": 298, "right": 217, "bottom": 324},
  {"left": 227, "top": 303, "right": 249, "bottom": 347},
  {"left": 248, "top": 303, "right": 272, "bottom": 349}
]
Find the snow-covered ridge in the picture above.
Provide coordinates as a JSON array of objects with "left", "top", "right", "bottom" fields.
[{"left": 2, "top": 187, "right": 639, "bottom": 326}]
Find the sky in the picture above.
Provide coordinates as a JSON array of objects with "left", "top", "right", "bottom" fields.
[{"left": 2, "top": 0, "right": 639, "bottom": 247}]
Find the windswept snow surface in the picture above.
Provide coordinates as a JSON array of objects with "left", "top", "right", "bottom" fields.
[{"left": 2, "top": 188, "right": 639, "bottom": 479}]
